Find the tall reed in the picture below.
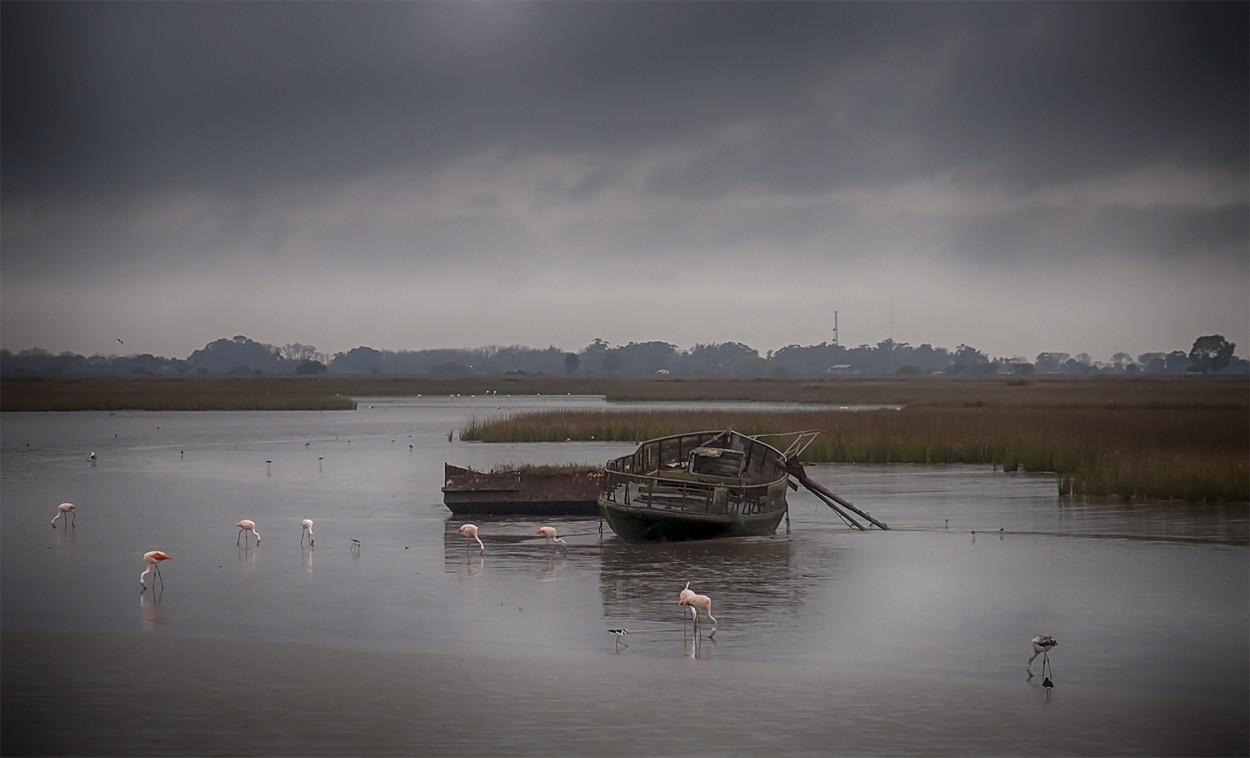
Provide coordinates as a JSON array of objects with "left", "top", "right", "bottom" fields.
[{"left": 461, "top": 405, "right": 1248, "bottom": 503}]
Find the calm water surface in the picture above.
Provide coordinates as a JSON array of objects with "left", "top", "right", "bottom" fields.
[{"left": 2, "top": 396, "right": 1246, "bottom": 756}]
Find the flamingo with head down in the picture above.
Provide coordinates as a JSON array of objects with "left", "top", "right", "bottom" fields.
[
  {"left": 458, "top": 523, "right": 484, "bottom": 554},
  {"left": 536, "top": 526, "right": 566, "bottom": 550},
  {"left": 679, "top": 586, "right": 718, "bottom": 638},
  {"left": 50, "top": 503, "right": 77, "bottom": 528},
  {"left": 236, "top": 519, "right": 261, "bottom": 546},
  {"left": 139, "top": 551, "right": 172, "bottom": 591}
]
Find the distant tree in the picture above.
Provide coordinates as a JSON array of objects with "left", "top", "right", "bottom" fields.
[
  {"left": 563, "top": 352, "right": 580, "bottom": 375},
  {"left": 603, "top": 350, "right": 622, "bottom": 374},
  {"left": 1188, "top": 335, "right": 1235, "bottom": 374},
  {"left": 296, "top": 359, "right": 327, "bottom": 375},
  {"left": 1164, "top": 351, "right": 1190, "bottom": 373},
  {"left": 282, "top": 343, "right": 318, "bottom": 362},
  {"left": 330, "top": 346, "right": 383, "bottom": 374},
  {"left": 1034, "top": 352, "right": 1070, "bottom": 373},
  {"left": 1111, "top": 352, "right": 1134, "bottom": 371}
]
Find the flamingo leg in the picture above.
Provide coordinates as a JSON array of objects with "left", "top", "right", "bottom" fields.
[
  {"left": 70, "top": 511, "right": 77, "bottom": 527},
  {"left": 237, "top": 529, "right": 244, "bottom": 546}
]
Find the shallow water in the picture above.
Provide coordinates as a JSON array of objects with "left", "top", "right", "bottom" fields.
[{"left": 2, "top": 396, "right": 1247, "bottom": 755}]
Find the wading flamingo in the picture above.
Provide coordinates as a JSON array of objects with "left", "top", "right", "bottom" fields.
[
  {"left": 50, "top": 502, "right": 77, "bottom": 528},
  {"left": 679, "top": 589, "right": 718, "bottom": 638},
  {"left": 301, "top": 519, "right": 315, "bottom": 546},
  {"left": 235, "top": 519, "right": 261, "bottom": 546},
  {"left": 536, "top": 526, "right": 566, "bottom": 550},
  {"left": 140, "top": 551, "right": 172, "bottom": 591},
  {"left": 1027, "top": 634, "right": 1058, "bottom": 676},
  {"left": 458, "top": 523, "right": 484, "bottom": 554}
]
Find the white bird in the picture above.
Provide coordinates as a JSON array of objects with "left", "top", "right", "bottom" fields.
[
  {"left": 536, "top": 526, "right": 566, "bottom": 550},
  {"left": 235, "top": 519, "right": 261, "bottom": 546},
  {"left": 89, "top": 451, "right": 97, "bottom": 461},
  {"left": 50, "top": 502, "right": 77, "bottom": 528},
  {"left": 301, "top": 518, "right": 315, "bottom": 546},
  {"left": 458, "top": 523, "right": 484, "bottom": 554},
  {"left": 1027, "top": 634, "right": 1058, "bottom": 676},
  {"left": 139, "top": 550, "right": 172, "bottom": 591},
  {"left": 679, "top": 588, "right": 718, "bottom": 638}
]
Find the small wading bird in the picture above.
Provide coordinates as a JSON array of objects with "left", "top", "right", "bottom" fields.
[
  {"left": 458, "top": 523, "right": 484, "bottom": 554},
  {"left": 50, "top": 502, "right": 77, "bottom": 528},
  {"left": 350, "top": 538, "right": 361, "bottom": 552},
  {"left": 536, "top": 526, "right": 566, "bottom": 550},
  {"left": 1027, "top": 634, "right": 1058, "bottom": 676},
  {"left": 301, "top": 519, "right": 315, "bottom": 546},
  {"left": 139, "top": 551, "right": 172, "bottom": 591},
  {"left": 235, "top": 519, "right": 261, "bottom": 546},
  {"left": 679, "top": 587, "right": 718, "bottom": 638}
]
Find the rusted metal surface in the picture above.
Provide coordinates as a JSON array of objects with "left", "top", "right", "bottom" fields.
[{"left": 442, "top": 463, "right": 603, "bottom": 516}]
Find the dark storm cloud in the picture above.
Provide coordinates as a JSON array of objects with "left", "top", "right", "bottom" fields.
[{"left": 4, "top": 2, "right": 1244, "bottom": 205}]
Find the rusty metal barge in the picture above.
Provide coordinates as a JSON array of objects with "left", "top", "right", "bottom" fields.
[{"left": 442, "top": 463, "right": 604, "bottom": 517}]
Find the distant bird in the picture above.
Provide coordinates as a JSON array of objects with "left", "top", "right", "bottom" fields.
[
  {"left": 89, "top": 451, "right": 97, "bottom": 462},
  {"left": 301, "top": 518, "right": 315, "bottom": 546},
  {"left": 139, "top": 550, "right": 171, "bottom": 591},
  {"left": 536, "top": 526, "right": 566, "bottom": 550},
  {"left": 50, "top": 502, "right": 77, "bottom": 528},
  {"left": 350, "top": 538, "right": 361, "bottom": 552},
  {"left": 235, "top": 519, "right": 261, "bottom": 546},
  {"left": 679, "top": 589, "right": 718, "bottom": 638},
  {"left": 1027, "top": 634, "right": 1058, "bottom": 676},
  {"left": 116, "top": 338, "right": 124, "bottom": 344},
  {"left": 607, "top": 628, "right": 632, "bottom": 650},
  {"left": 458, "top": 523, "right": 485, "bottom": 554}
]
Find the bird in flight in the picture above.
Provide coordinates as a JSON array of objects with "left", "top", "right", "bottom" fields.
[{"left": 116, "top": 338, "right": 124, "bottom": 344}]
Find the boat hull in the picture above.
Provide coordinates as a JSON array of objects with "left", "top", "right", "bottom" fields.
[
  {"left": 599, "top": 497, "right": 786, "bottom": 542},
  {"left": 442, "top": 463, "right": 603, "bottom": 516}
]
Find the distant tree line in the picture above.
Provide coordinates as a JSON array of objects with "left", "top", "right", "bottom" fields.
[{"left": 2, "top": 333, "right": 1244, "bottom": 377}]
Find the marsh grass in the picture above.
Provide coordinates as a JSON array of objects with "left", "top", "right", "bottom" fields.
[
  {"left": 4, "top": 374, "right": 1246, "bottom": 501},
  {"left": 461, "top": 404, "right": 1249, "bottom": 503}
]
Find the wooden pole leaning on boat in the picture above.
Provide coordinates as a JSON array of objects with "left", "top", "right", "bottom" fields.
[{"left": 782, "top": 458, "right": 890, "bottom": 530}]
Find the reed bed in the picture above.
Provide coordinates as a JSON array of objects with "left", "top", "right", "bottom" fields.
[
  {"left": 0, "top": 376, "right": 357, "bottom": 411},
  {"left": 460, "top": 405, "right": 1249, "bottom": 503},
  {"left": 5, "top": 374, "right": 1247, "bottom": 411}
]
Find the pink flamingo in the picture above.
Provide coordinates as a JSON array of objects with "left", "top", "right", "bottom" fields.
[
  {"left": 458, "top": 523, "right": 484, "bottom": 554},
  {"left": 301, "top": 518, "right": 315, "bottom": 546},
  {"left": 1027, "top": 634, "right": 1058, "bottom": 676},
  {"left": 679, "top": 581, "right": 696, "bottom": 603},
  {"left": 139, "top": 551, "right": 172, "bottom": 591},
  {"left": 536, "top": 526, "right": 566, "bottom": 550},
  {"left": 50, "top": 502, "right": 77, "bottom": 528},
  {"left": 679, "top": 588, "right": 718, "bottom": 638},
  {"left": 235, "top": 519, "right": 261, "bottom": 546}
]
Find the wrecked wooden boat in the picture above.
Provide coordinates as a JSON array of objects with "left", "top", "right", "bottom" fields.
[
  {"left": 442, "top": 463, "right": 603, "bottom": 516},
  {"left": 597, "top": 430, "right": 795, "bottom": 542},
  {"left": 598, "top": 429, "right": 888, "bottom": 542}
]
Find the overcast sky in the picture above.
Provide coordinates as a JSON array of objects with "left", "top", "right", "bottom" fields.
[{"left": 3, "top": 1, "right": 1246, "bottom": 362}]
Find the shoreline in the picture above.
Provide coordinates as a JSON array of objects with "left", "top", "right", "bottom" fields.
[{"left": 4, "top": 628, "right": 1247, "bottom": 757}]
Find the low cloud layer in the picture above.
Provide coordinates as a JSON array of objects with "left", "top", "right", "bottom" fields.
[{"left": 3, "top": 2, "right": 1246, "bottom": 361}]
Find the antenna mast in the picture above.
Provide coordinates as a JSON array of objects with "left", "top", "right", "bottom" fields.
[{"left": 832, "top": 310, "right": 839, "bottom": 346}]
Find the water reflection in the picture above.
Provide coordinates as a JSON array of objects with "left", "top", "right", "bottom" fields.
[
  {"left": 597, "top": 537, "right": 809, "bottom": 623},
  {"left": 237, "top": 545, "right": 257, "bottom": 574},
  {"left": 458, "top": 556, "right": 484, "bottom": 583},
  {"left": 301, "top": 545, "right": 313, "bottom": 575},
  {"left": 140, "top": 590, "right": 166, "bottom": 631}
]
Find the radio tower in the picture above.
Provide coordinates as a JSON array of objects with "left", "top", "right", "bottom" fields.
[{"left": 832, "top": 310, "right": 839, "bottom": 346}]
